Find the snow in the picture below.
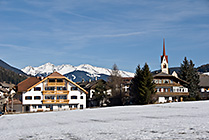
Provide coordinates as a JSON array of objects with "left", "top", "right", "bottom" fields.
[
  {"left": 1, "top": 101, "right": 209, "bottom": 140},
  {"left": 203, "top": 72, "right": 209, "bottom": 76},
  {"left": 22, "top": 63, "right": 134, "bottom": 77}
]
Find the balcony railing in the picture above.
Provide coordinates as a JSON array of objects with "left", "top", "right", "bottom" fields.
[
  {"left": 47, "top": 82, "right": 65, "bottom": 86},
  {"left": 42, "top": 91, "right": 69, "bottom": 95},
  {"left": 42, "top": 99, "right": 69, "bottom": 104},
  {"left": 156, "top": 92, "right": 189, "bottom": 96}
]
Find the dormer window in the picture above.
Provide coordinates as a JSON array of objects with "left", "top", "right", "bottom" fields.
[
  {"left": 49, "top": 79, "right": 55, "bottom": 82},
  {"left": 57, "top": 79, "right": 63, "bottom": 82}
]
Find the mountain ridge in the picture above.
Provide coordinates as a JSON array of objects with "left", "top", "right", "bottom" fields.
[{"left": 22, "top": 62, "right": 135, "bottom": 82}]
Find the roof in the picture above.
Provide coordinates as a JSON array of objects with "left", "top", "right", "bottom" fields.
[
  {"left": 153, "top": 72, "right": 188, "bottom": 84},
  {"left": 199, "top": 74, "right": 209, "bottom": 87},
  {"left": 47, "top": 71, "right": 66, "bottom": 78},
  {"left": 17, "top": 77, "right": 41, "bottom": 92},
  {"left": 0, "top": 82, "right": 15, "bottom": 89},
  {"left": 153, "top": 72, "right": 172, "bottom": 77},
  {"left": 27, "top": 72, "right": 88, "bottom": 94}
]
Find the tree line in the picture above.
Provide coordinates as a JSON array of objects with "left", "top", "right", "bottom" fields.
[
  {"left": 0, "top": 66, "right": 27, "bottom": 85},
  {"left": 92, "top": 57, "right": 200, "bottom": 106}
]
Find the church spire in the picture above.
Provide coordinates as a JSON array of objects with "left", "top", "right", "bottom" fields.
[
  {"left": 161, "top": 38, "right": 169, "bottom": 74},
  {"left": 163, "top": 38, "right": 166, "bottom": 56}
]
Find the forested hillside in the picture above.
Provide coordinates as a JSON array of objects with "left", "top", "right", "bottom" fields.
[{"left": 0, "top": 66, "right": 27, "bottom": 85}]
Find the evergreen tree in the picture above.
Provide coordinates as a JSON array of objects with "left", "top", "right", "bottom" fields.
[
  {"left": 92, "top": 80, "right": 109, "bottom": 107},
  {"left": 131, "top": 63, "right": 155, "bottom": 105},
  {"left": 179, "top": 57, "right": 199, "bottom": 99}
]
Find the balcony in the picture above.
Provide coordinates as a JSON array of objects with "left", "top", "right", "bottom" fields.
[
  {"left": 42, "top": 90, "right": 69, "bottom": 95},
  {"left": 156, "top": 92, "right": 189, "bottom": 96},
  {"left": 42, "top": 99, "right": 69, "bottom": 104},
  {"left": 47, "top": 82, "right": 65, "bottom": 86}
]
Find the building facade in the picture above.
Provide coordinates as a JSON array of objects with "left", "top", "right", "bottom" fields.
[
  {"left": 153, "top": 39, "right": 189, "bottom": 103},
  {"left": 17, "top": 72, "right": 88, "bottom": 112}
]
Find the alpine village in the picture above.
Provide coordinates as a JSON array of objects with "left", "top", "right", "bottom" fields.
[{"left": 0, "top": 38, "right": 208, "bottom": 115}]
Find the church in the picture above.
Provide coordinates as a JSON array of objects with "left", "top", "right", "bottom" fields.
[{"left": 153, "top": 39, "right": 189, "bottom": 103}]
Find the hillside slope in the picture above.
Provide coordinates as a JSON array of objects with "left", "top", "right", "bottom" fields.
[
  {"left": 0, "top": 59, "right": 26, "bottom": 75},
  {"left": 0, "top": 66, "right": 27, "bottom": 84}
]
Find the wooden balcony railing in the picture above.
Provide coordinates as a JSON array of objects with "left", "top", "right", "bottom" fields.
[
  {"left": 156, "top": 92, "right": 189, "bottom": 96},
  {"left": 42, "top": 99, "right": 69, "bottom": 104},
  {"left": 42, "top": 91, "right": 69, "bottom": 95},
  {"left": 47, "top": 82, "right": 65, "bottom": 86}
]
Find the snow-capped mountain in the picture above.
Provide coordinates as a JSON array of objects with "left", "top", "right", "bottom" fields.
[{"left": 22, "top": 63, "right": 134, "bottom": 82}]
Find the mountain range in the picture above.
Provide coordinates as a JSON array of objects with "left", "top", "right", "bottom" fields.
[{"left": 22, "top": 63, "right": 135, "bottom": 82}]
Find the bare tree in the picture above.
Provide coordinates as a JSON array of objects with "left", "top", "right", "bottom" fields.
[{"left": 108, "top": 64, "right": 123, "bottom": 106}]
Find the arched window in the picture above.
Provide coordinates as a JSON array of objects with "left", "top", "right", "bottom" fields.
[{"left": 163, "top": 64, "right": 167, "bottom": 68}]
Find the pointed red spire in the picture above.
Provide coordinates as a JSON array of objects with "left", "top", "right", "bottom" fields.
[
  {"left": 163, "top": 38, "right": 166, "bottom": 56},
  {"left": 161, "top": 38, "right": 168, "bottom": 63}
]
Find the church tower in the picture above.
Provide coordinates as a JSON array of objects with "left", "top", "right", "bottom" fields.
[{"left": 161, "top": 38, "right": 169, "bottom": 74}]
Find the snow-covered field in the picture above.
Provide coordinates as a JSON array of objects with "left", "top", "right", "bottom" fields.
[{"left": 1, "top": 101, "right": 209, "bottom": 140}]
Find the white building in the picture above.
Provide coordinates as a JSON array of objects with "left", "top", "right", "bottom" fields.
[{"left": 17, "top": 72, "right": 88, "bottom": 112}]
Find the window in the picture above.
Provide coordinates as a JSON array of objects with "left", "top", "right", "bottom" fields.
[
  {"left": 34, "top": 87, "right": 41, "bottom": 91},
  {"left": 71, "top": 96, "right": 77, "bottom": 99},
  {"left": 154, "top": 80, "right": 158, "bottom": 84},
  {"left": 159, "top": 80, "right": 162, "bottom": 84},
  {"left": 57, "top": 95, "right": 67, "bottom": 99},
  {"left": 165, "top": 88, "right": 168, "bottom": 92},
  {"left": 34, "top": 96, "right": 41, "bottom": 100},
  {"left": 164, "top": 80, "right": 169, "bottom": 84},
  {"left": 80, "top": 105, "right": 83, "bottom": 109},
  {"left": 32, "top": 105, "right": 36, "bottom": 109},
  {"left": 74, "top": 104, "right": 78, "bottom": 108},
  {"left": 71, "top": 87, "right": 78, "bottom": 91},
  {"left": 58, "top": 105, "right": 62, "bottom": 108},
  {"left": 80, "top": 96, "right": 83, "bottom": 99},
  {"left": 45, "top": 87, "right": 55, "bottom": 90},
  {"left": 49, "top": 79, "right": 55, "bottom": 82},
  {"left": 45, "top": 96, "right": 55, "bottom": 99},
  {"left": 38, "top": 105, "right": 42, "bottom": 108},
  {"left": 46, "top": 105, "right": 50, "bottom": 108},
  {"left": 69, "top": 104, "right": 78, "bottom": 108},
  {"left": 25, "top": 96, "right": 32, "bottom": 100},
  {"left": 57, "top": 79, "right": 63, "bottom": 82},
  {"left": 57, "top": 87, "right": 67, "bottom": 90},
  {"left": 163, "top": 64, "right": 167, "bottom": 68}
]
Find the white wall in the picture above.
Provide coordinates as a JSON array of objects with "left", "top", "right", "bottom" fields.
[{"left": 22, "top": 83, "right": 43, "bottom": 105}]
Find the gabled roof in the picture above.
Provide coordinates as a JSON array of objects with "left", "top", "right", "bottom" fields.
[
  {"left": 153, "top": 72, "right": 188, "bottom": 84},
  {"left": 47, "top": 71, "right": 66, "bottom": 78},
  {"left": 17, "top": 77, "right": 41, "bottom": 92},
  {"left": 26, "top": 72, "right": 88, "bottom": 94}
]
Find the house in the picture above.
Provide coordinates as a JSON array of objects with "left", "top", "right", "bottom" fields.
[
  {"left": 0, "top": 82, "right": 16, "bottom": 112},
  {"left": 153, "top": 39, "right": 189, "bottom": 103},
  {"left": 79, "top": 79, "right": 111, "bottom": 107},
  {"left": 16, "top": 71, "right": 88, "bottom": 112},
  {"left": 198, "top": 74, "right": 209, "bottom": 99}
]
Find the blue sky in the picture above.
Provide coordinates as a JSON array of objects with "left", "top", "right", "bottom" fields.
[{"left": 0, "top": 0, "right": 209, "bottom": 73}]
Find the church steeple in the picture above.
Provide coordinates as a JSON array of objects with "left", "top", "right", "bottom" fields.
[
  {"left": 161, "top": 38, "right": 169, "bottom": 74},
  {"left": 163, "top": 38, "right": 166, "bottom": 56}
]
